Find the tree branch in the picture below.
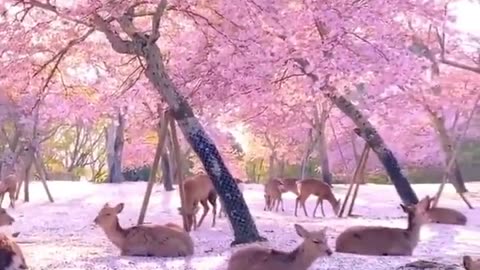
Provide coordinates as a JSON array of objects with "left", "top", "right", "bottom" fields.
[
  {"left": 93, "top": 14, "right": 136, "bottom": 55},
  {"left": 149, "top": 0, "right": 168, "bottom": 44}
]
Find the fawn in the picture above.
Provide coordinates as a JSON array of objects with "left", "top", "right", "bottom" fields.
[
  {"left": 335, "top": 196, "right": 431, "bottom": 256},
  {"left": 295, "top": 179, "right": 341, "bottom": 217},
  {"left": 177, "top": 174, "right": 217, "bottom": 231},
  {"left": 0, "top": 208, "right": 27, "bottom": 269},
  {"left": 425, "top": 196, "right": 467, "bottom": 225},
  {"left": 218, "top": 177, "right": 244, "bottom": 218},
  {"left": 464, "top": 256, "right": 480, "bottom": 270},
  {"left": 94, "top": 202, "right": 194, "bottom": 257},
  {"left": 0, "top": 174, "right": 19, "bottom": 208},
  {"left": 264, "top": 178, "right": 285, "bottom": 212},
  {"left": 227, "top": 224, "right": 332, "bottom": 270}
]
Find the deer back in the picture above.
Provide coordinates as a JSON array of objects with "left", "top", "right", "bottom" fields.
[
  {"left": 123, "top": 225, "right": 194, "bottom": 257},
  {"left": 427, "top": 207, "right": 467, "bottom": 225}
]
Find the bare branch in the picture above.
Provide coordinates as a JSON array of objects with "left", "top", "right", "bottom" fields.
[{"left": 149, "top": 0, "right": 168, "bottom": 44}]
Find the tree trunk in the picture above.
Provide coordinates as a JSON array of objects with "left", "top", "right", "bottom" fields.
[
  {"left": 106, "top": 111, "right": 125, "bottom": 183},
  {"left": 301, "top": 128, "right": 318, "bottom": 180},
  {"left": 267, "top": 151, "right": 276, "bottom": 179},
  {"left": 326, "top": 91, "right": 418, "bottom": 205},
  {"left": 314, "top": 102, "right": 332, "bottom": 186},
  {"left": 427, "top": 110, "right": 467, "bottom": 193},
  {"left": 162, "top": 151, "right": 174, "bottom": 191}
]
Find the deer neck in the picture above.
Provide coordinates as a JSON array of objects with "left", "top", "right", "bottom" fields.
[
  {"left": 288, "top": 244, "right": 318, "bottom": 269},
  {"left": 326, "top": 194, "right": 338, "bottom": 212},
  {"left": 101, "top": 218, "right": 127, "bottom": 249},
  {"left": 405, "top": 213, "right": 422, "bottom": 246}
]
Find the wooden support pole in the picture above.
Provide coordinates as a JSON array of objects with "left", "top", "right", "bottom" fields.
[
  {"left": 168, "top": 114, "right": 188, "bottom": 231},
  {"left": 33, "top": 153, "right": 53, "bottom": 202},
  {"left": 338, "top": 142, "right": 370, "bottom": 217},
  {"left": 347, "top": 145, "right": 370, "bottom": 216},
  {"left": 137, "top": 111, "right": 170, "bottom": 225},
  {"left": 433, "top": 94, "right": 480, "bottom": 209}
]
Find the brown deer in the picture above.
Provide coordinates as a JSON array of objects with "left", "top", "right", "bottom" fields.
[
  {"left": 279, "top": 178, "right": 300, "bottom": 196},
  {"left": 464, "top": 256, "right": 480, "bottom": 270},
  {"left": 425, "top": 197, "right": 467, "bottom": 225},
  {"left": 0, "top": 208, "right": 28, "bottom": 269},
  {"left": 177, "top": 174, "right": 217, "bottom": 231},
  {"left": 264, "top": 178, "right": 285, "bottom": 212},
  {"left": 294, "top": 179, "right": 341, "bottom": 217},
  {"left": 0, "top": 174, "right": 19, "bottom": 208},
  {"left": 227, "top": 224, "right": 332, "bottom": 270},
  {"left": 335, "top": 196, "right": 431, "bottom": 256},
  {"left": 94, "top": 202, "right": 194, "bottom": 257},
  {"left": 218, "top": 178, "right": 244, "bottom": 218}
]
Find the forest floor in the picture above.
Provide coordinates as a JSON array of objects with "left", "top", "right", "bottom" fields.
[{"left": 3, "top": 180, "right": 480, "bottom": 269}]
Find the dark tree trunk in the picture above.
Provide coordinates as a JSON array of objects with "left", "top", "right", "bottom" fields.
[
  {"left": 106, "top": 111, "right": 125, "bottom": 183},
  {"left": 162, "top": 152, "right": 174, "bottom": 191},
  {"left": 326, "top": 92, "right": 418, "bottom": 205},
  {"left": 427, "top": 110, "right": 467, "bottom": 193}
]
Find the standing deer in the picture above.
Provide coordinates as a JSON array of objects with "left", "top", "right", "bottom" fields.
[
  {"left": 264, "top": 178, "right": 284, "bottom": 212},
  {"left": 0, "top": 174, "right": 19, "bottom": 208},
  {"left": 177, "top": 174, "right": 217, "bottom": 231},
  {"left": 94, "top": 202, "right": 194, "bottom": 257},
  {"left": 335, "top": 196, "right": 431, "bottom": 256},
  {"left": 279, "top": 178, "right": 300, "bottom": 196},
  {"left": 295, "top": 179, "right": 341, "bottom": 217},
  {"left": 0, "top": 208, "right": 27, "bottom": 269},
  {"left": 218, "top": 177, "right": 244, "bottom": 218},
  {"left": 227, "top": 224, "right": 332, "bottom": 270},
  {"left": 464, "top": 256, "right": 480, "bottom": 270},
  {"left": 425, "top": 196, "right": 467, "bottom": 225}
]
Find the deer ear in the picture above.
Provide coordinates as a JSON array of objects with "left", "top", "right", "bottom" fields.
[
  {"left": 114, "top": 203, "right": 125, "bottom": 213},
  {"left": 294, "top": 224, "right": 309, "bottom": 238}
]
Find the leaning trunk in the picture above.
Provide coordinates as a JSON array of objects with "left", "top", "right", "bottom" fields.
[
  {"left": 325, "top": 91, "right": 418, "bottom": 205},
  {"left": 301, "top": 128, "right": 317, "bottom": 180},
  {"left": 427, "top": 110, "right": 467, "bottom": 193},
  {"left": 106, "top": 111, "right": 125, "bottom": 183},
  {"left": 144, "top": 44, "right": 263, "bottom": 245}
]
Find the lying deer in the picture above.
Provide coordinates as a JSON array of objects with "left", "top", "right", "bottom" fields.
[
  {"left": 0, "top": 174, "right": 19, "bottom": 208},
  {"left": 177, "top": 174, "right": 217, "bottom": 231},
  {"left": 425, "top": 196, "right": 467, "bottom": 225},
  {"left": 464, "top": 255, "right": 480, "bottom": 270},
  {"left": 218, "top": 177, "right": 244, "bottom": 218},
  {"left": 0, "top": 208, "right": 28, "bottom": 269},
  {"left": 335, "top": 196, "right": 431, "bottom": 256},
  {"left": 94, "top": 202, "right": 194, "bottom": 257},
  {"left": 227, "top": 223, "right": 332, "bottom": 270},
  {"left": 295, "top": 179, "right": 341, "bottom": 217},
  {"left": 264, "top": 178, "right": 285, "bottom": 212}
]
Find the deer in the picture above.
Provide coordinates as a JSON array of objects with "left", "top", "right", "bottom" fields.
[
  {"left": 263, "top": 178, "right": 285, "bottom": 212},
  {"left": 0, "top": 208, "right": 28, "bottom": 269},
  {"left": 227, "top": 223, "right": 332, "bottom": 270},
  {"left": 177, "top": 174, "right": 217, "bottom": 231},
  {"left": 294, "top": 179, "right": 341, "bottom": 217},
  {"left": 218, "top": 177, "right": 244, "bottom": 218},
  {"left": 335, "top": 196, "right": 431, "bottom": 256},
  {"left": 94, "top": 202, "right": 194, "bottom": 257},
  {"left": 278, "top": 178, "right": 300, "bottom": 196},
  {"left": 425, "top": 196, "right": 467, "bottom": 225},
  {"left": 464, "top": 255, "right": 480, "bottom": 270},
  {"left": 0, "top": 174, "right": 19, "bottom": 209}
]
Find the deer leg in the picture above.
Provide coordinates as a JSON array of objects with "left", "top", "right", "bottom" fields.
[
  {"left": 321, "top": 200, "right": 326, "bottom": 217},
  {"left": 313, "top": 197, "right": 321, "bottom": 218},
  {"left": 0, "top": 193, "right": 4, "bottom": 208},
  {"left": 196, "top": 200, "right": 210, "bottom": 229},
  {"left": 8, "top": 190, "right": 14, "bottom": 209},
  {"left": 211, "top": 198, "right": 217, "bottom": 227},
  {"left": 281, "top": 196, "right": 285, "bottom": 212},
  {"left": 294, "top": 197, "right": 300, "bottom": 216},
  {"left": 302, "top": 199, "right": 309, "bottom": 217}
]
